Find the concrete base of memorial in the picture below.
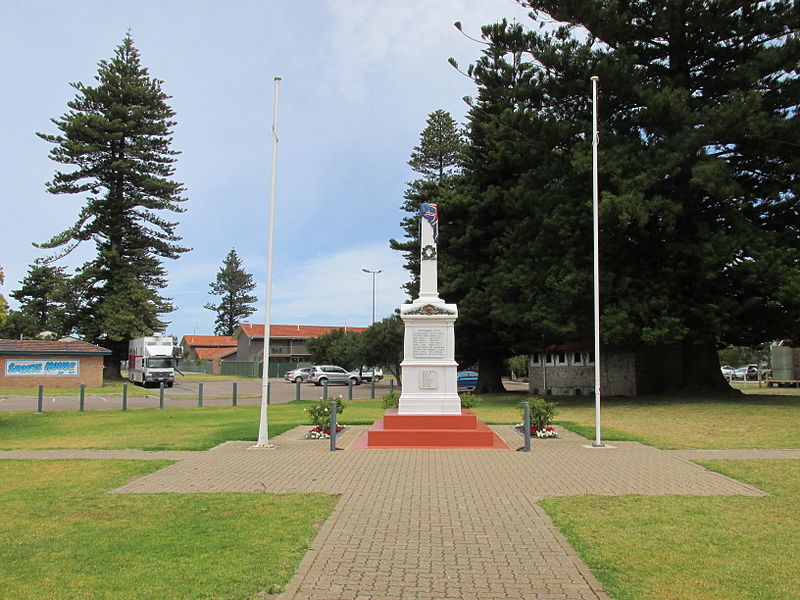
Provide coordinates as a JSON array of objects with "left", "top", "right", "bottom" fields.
[{"left": 354, "top": 409, "right": 509, "bottom": 449}]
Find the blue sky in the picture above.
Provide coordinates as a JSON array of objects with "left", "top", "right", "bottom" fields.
[{"left": 1, "top": 0, "right": 531, "bottom": 338}]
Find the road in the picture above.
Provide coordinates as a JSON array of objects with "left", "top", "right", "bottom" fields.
[
  {"left": 0, "top": 378, "right": 529, "bottom": 413},
  {"left": 0, "top": 378, "right": 398, "bottom": 412}
]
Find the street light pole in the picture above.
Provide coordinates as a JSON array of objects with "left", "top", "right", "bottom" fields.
[{"left": 361, "top": 268, "right": 384, "bottom": 324}]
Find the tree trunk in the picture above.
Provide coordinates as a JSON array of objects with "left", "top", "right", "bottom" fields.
[
  {"left": 679, "top": 340, "right": 741, "bottom": 396},
  {"left": 103, "top": 339, "right": 126, "bottom": 380},
  {"left": 475, "top": 355, "right": 507, "bottom": 394}
]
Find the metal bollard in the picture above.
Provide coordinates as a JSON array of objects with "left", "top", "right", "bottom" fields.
[
  {"left": 330, "top": 400, "right": 340, "bottom": 452},
  {"left": 323, "top": 380, "right": 328, "bottom": 400},
  {"left": 370, "top": 378, "right": 376, "bottom": 399},
  {"left": 122, "top": 383, "right": 128, "bottom": 411},
  {"left": 518, "top": 401, "right": 532, "bottom": 452},
  {"left": 390, "top": 379, "right": 394, "bottom": 394},
  {"left": 232, "top": 382, "right": 238, "bottom": 406},
  {"left": 348, "top": 379, "right": 353, "bottom": 401},
  {"left": 198, "top": 383, "right": 203, "bottom": 407},
  {"left": 295, "top": 380, "right": 301, "bottom": 401},
  {"left": 159, "top": 382, "right": 165, "bottom": 409},
  {"left": 79, "top": 384, "right": 85, "bottom": 412},
  {"left": 37, "top": 385, "right": 43, "bottom": 413}
]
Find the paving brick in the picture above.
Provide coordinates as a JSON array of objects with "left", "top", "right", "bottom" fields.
[{"left": 3, "top": 424, "right": 786, "bottom": 600}]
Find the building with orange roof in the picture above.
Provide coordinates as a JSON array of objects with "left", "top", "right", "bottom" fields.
[{"left": 232, "top": 323, "right": 368, "bottom": 364}]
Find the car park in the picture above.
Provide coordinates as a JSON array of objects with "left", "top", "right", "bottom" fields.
[
  {"left": 309, "top": 365, "right": 361, "bottom": 386},
  {"left": 284, "top": 367, "right": 312, "bottom": 383}
]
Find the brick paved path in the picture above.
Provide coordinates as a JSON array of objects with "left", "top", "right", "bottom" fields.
[{"left": 89, "top": 426, "right": 766, "bottom": 600}]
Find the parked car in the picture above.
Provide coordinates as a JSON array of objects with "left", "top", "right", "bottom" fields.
[
  {"left": 732, "top": 365, "right": 762, "bottom": 381},
  {"left": 720, "top": 365, "right": 734, "bottom": 379},
  {"left": 457, "top": 370, "right": 478, "bottom": 392},
  {"left": 284, "top": 367, "right": 312, "bottom": 383},
  {"left": 309, "top": 365, "right": 361, "bottom": 386},
  {"left": 355, "top": 366, "right": 383, "bottom": 382}
]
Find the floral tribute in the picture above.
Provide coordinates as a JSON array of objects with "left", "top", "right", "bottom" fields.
[
  {"left": 304, "top": 396, "right": 346, "bottom": 439},
  {"left": 514, "top": 396, "right": 558, "bottom": 439},
  {"left": 305, "top": 424, "right": 345, "bottom": 439},
  {"left": 518, "top": 425, "right": 557, "bottom": 438}
]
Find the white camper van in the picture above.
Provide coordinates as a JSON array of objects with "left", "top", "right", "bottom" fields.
[{"left": 128, "top": 335, "right": 176, "bottom": 387}]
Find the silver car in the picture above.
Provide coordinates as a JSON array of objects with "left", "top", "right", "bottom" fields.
[
  {"left": 309, "top": 365, "right": 361, "bottom": 386},
  {"left": 284, "top": 367, "right": 312, "bottom": 383}
]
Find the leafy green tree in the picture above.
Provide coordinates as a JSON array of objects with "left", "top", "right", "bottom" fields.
[
  {"left": 0, "top": 267, "right": 7, "bottom": 329},
  {"left": 36, "top": 34, "right": 187, "bottom": 375},
  {"left": 0, "top": 310, "right": 38, "bottom": 339},
  {"left": 443, "top": 2, "right": 800, "bottom": 393},
  {"left": 361, "top": 313, "right": 404, "bottom": 382},
  {"left": 306, "top": 328, "right": 364, "bottom": 370},
  {"left": 390, "top": 110, "right": 466, "bottom": 298},
  {"left": 204, "top": 249, "right": 258, "bottom": 336},
  {"left": 10, "top": 264, "right": 74, "bottom": 336}
]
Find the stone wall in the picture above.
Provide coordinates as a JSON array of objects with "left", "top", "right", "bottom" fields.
[{"left": 527, "top": 350, "right": 636, "bottom": 397}]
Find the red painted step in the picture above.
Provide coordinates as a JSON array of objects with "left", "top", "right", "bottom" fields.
[{"left": 354, "top": 409, "right": 509, "bottom": 449}]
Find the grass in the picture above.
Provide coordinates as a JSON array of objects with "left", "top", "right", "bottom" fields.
[
  {"left": 0, "top": 459, "right": 336, "bottom": 600},
  {"left": 470, "top": 392, "right": 800, "bottom": 449},
  {"left": 2, "top": 392, "right": 799, "bottom": 451},
  {"left": 541, "top": 459, "right": 800, "bottom": 600},
  {"left": 0, "top": 400, "right": 386, "bottom": 451}
]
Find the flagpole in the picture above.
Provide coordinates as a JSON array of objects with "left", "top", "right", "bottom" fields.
[
  {"left": 253, "top": 76, "right": 282, "bottom": 449},
  {"left": 591, "top": 75, "right": 604, "bottom": 448}
]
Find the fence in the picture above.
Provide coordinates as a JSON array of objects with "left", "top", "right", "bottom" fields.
[
  {"left": 177, "top": 359, "right": 214, "bottom": 374},
  {"left": 220, "top": 360, "right": 307, "bottom": 378}
]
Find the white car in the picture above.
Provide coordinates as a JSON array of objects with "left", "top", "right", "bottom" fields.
[{"left": 355, "top": 366, "right": 383, "bottom": 382}]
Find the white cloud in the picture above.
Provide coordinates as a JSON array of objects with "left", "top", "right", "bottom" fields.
[{"left": 269, "top": 240, "right": 408, "bottom": 327}]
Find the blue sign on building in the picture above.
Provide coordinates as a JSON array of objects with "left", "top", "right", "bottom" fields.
[{"left": 5, "top": 359, "right": 80, "bottom": 377}]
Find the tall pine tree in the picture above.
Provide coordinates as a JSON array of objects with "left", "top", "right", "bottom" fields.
[
  {"left": 390, "top": 110, "right": 466, "bottom": 298},
  {"left": 10, "top": 264, "right": 75, "bottom": 337},
  {"left": 36, "top": 34, "right": 188, "bottom": 375},
  {"left": 204, "top": 249, "right": 258, "bottom": 336},
  {"left": 444, "top": 1, "right": 800, "bottom": 393},
  {"left": 0, "top": 267, "right": 7, "bottom": 329}
]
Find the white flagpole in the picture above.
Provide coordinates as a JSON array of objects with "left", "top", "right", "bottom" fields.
[
  {"left": 254, "top": 76, "right": 282, "bottom": 449},
  {"left": 591, "top": 75, "right": 604, "bottom": 448}
]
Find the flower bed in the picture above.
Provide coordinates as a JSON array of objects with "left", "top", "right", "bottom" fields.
[
  {"left": 514, "top": 424, "right": 558, "bottom": 438},
  {"left": 304, "top": 424, "right": 345, "bottom": 439}
]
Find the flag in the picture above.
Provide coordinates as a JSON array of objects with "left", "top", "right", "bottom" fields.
[{"left": 420, "top": 203, "right": 439, "bottom": 243}]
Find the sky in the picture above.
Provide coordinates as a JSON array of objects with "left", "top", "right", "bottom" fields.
[{"left": 1, "top": 0, "right": 533, "bottom": 338}]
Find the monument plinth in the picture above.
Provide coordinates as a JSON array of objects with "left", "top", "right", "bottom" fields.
[{"left": 357, "top": 203, "right": 508, "bottom": 449}]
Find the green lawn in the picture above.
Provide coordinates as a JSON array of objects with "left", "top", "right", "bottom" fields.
[
  {"left": 0, "top": 460, "right": 336, "bottom": 600},
  {"left": 2, "top": 393, "right": 799, "bottom": 451},
  {"left": 0, "top": 400, "right": 386, "bottom": 451},
  {"left": 542, "top": 459, "right": 800, "bottom": 600}
]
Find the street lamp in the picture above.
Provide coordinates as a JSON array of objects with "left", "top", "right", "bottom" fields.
[{"left": 362, "top": 268, "right": 384, "bottom": 324}]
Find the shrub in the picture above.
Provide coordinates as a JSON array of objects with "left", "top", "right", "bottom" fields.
[
  {"left": 306, "top": 396, "right": 346, "bottom": 429},
  {"left": 518, "top": 396, "right": 557, "bottom": 429},
  {"left": 381, "top": 391, "right": 400, "bottom": 409},
  {"left": 459, "top": 394, "right": 482, "bottom": 409}
]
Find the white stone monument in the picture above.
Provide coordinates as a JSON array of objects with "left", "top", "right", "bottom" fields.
[{"left": 397, "top": 203, "right": 462, "bottom": 415}]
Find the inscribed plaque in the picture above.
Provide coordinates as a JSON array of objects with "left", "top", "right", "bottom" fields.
[
  {"left": 419, "top": 369, "right": 439, "bottom": 389},
  {"left": 413, "top": 328, "right": 446, "bottom": 359}
]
